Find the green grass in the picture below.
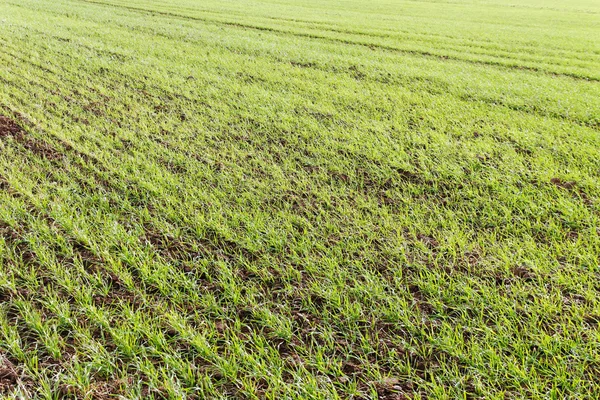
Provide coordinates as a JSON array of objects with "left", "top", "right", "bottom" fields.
[{"left": 0, "top": 0, "right": 599, "bottom": 398}]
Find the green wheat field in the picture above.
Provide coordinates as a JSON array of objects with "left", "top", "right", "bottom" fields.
[{"left": 0, "top": 0, "right": 599, "bottom": 398}]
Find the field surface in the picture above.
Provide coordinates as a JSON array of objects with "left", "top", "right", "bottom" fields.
[{"left": 0, "top": 0, "right": 599, "bottom": 398}]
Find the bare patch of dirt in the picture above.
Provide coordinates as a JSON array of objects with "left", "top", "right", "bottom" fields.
[
  {"left": 584, "top": 314, "right": 600, "bottom": 327},
  {"left": 374, "top": 377, "right": 414, "bottom": 400},
  {"left": 0, "top": 358, "right": 20, "bottom": 393},
  {"left": 0, "top": 116, "right": 23, "bottom": 138},
  {"left": 550, "top": 178, "right": 576, "bottom": 190},
  {"left": 0, "top": 355, "right": 32, "bottom": 395},
  {"left": 511, "top": 265, "right": 536, "bottom": 281},
  {"left": 22, "top": 137, "right": 64, "bottom": 161}
]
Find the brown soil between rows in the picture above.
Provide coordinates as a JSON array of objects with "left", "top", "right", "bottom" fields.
[{"left": 0, "top": 116, "right": 23, "bottom": 137}]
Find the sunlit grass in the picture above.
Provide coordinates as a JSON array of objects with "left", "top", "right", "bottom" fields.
[{"left": 0, "top": 0, "right": 599, "bottom": 398}]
